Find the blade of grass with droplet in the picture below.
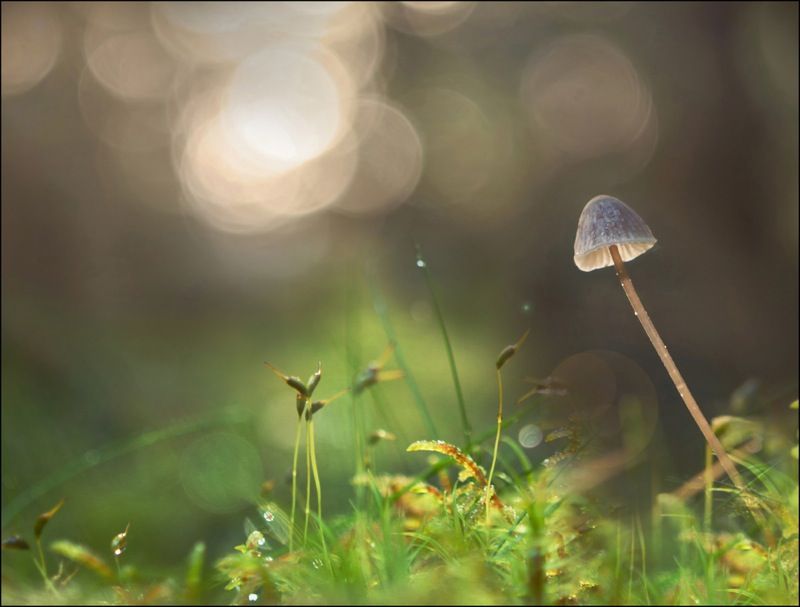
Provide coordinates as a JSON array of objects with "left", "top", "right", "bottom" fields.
[
  {"left": 345, "top": 261, "right": 367, "bottom": 510},
  {"left": 414, "top": 245, "right": 470, "bottom": 447},
  {"left": 258, "top": 501, "right": 291, "bottom": 546},
  {"left": 365, "top": 261, "right": 438, "bottom": 438}
]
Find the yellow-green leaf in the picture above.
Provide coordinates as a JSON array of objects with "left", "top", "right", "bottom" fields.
[
  {"left": 50, "top": 540, "right": 113, "bottom": 579},
  {"left": 407, "top": 440, "right": 486, "bottom": 486}
]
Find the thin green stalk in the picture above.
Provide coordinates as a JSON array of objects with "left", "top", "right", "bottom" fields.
[
  {"left": 351, "top": 390, "right": 366, "bottom": 509},
  {"left": 635, "top": 514, "right": 650, "bottom": 604},
  {"left": 32, "top": 546, "right": 59, "bottom": 596},
  {"left": 366, "top": 264, "right": 438, "bottom": 437},
  {"left": 415, "top": 246, "right": 470, "bottom": 447},
  {"left": 486, "top": 368, "right": 504, "bottom": 523},
  {"left": 613, "top": 522, "right": 622, "bottom": 604},
  {"left": 491, "top": 510, "right": 528, "bottom": 558},
  {"left": 304, "top": 418, "right": 312, "bottom": 545},
  {"left": 369, "top": 389, "right": 409, "bottom": 465},
  {"left": 307, "top": 420, "right": 329, "bottom": 565},
  {"left": 289, "top": 417, "right": 303, "bottom": 553},
  {"left": 500, "top": 435, "right": 533, "bottom": 478},
  {"left": 34, "top": 538, "right": 59, "bottom": 595},
  {"left": 650, "top": 447, "right": 662, "bottom": 565},
  {"left": 345, "top": 262, "right": 366, "bottom": 509},
  {"left": 526, "top": 501, "right": 545, "bottom": 605},
  {"left": 627, "top": 519, "right": 635, "bottom": 603},
  {"left": 704, "top": 443, "right": 713, "bottom": 531},
  {"left": 36, "top": 538, "right": 47, "bottom": 579}
]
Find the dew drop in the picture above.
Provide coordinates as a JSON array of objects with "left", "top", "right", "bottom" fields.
[
  {"left": 312, "top": 558, "right": 323, "bottom": 569},
  {"left": 521, "top": 301, "right": 533, "bottom": 314},
  {"left": 264, "top": 555, "right": 274, "bottom": 563},
  {"left": 248, "top": 593, "right": 258, "bottom": 602},
  {"left": 114, "top": 548, "right": 123, "bottom": 556},
  {"left": 263, "top": 511, "right": 275, "bottom": 523},
  {"left": 246, "top": 530, "right": 266, "bottom": 550},
  {"left": 415, "top": 258, "right": 426, "bottom": 268}
]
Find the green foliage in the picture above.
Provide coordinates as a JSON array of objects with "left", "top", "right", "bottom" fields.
[{"left": 1, "top": 278, "right": 797, "bottom": 605}]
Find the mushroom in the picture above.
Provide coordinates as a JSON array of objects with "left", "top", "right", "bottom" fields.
[{"left": 574, "top": 195, "right": 744, "bottom": 490}]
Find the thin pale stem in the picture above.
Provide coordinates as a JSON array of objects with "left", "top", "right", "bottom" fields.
[
  {"left": 304, "top": 418, "right": 312, "bottom": 545},
  {"left": 36, "top": 538, "right": 47, "bottom": 579},
  {"left": 704, "top": 443, "right": 713, "bottom": 531},
  {"left": 34, "top": 538, "right": 60, "bottom": 595},
  {"left": 307, "top": 420, "right": 329, "bottom": 563},
  {"left": 289, "top": 417, "right": 303, "bottom": 552},
  {"left": 609, "top": 245, "right": 744, "bottom": 490},
  {"left": 486, "top": 368, "right": 504, "bottom": 524}
]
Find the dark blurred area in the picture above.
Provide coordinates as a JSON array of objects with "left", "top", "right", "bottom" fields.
[{"left": 2, "top": 2, "right": 797, "bottom": 572}]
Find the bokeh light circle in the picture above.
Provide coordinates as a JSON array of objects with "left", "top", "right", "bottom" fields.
[
  {"left": 84, "top": 28, "right": 176, "bottom": 102},
  {"left": 1, "top": 3, "right": 63, "bottom": 97},
  {"left": 520, "top": 34, "right": 655, "bottom": 160},
  {"left": 334, "top": 98, "right": 423, "bottom": 215},
  {"left": 223, "top": 47, "right": 348, "bottom": 172},
  {"left": 518, "top": 424, "right": 543, "bottom": 449}
]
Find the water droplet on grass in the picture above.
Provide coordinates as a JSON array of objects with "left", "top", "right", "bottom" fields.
[
  {"left": 312, "top": 558, "right": 323, "bottom": 569},
  {"left": 110, "top": 523, "right": 129, "bottom": 557},
  {"left": 246, "top": 531, "right": 266, "bottom": 550},
  {"left": 248, "top": 593, "right": 258, "bottom": 602},
  {"left": 263, "top": 511, "right": 275, "bottom": 522},
  {"left": 416, "top": 258, "right": 426, "bottom": 268}
]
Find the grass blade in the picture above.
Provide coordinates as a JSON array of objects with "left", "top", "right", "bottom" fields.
[
  {"left": 414, "top": 245, "right": 470, "bottom": 447},
  {"left": 366, "top": 262, "right": 438, "bottom": 438}
]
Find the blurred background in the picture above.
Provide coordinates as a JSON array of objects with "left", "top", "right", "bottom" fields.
[{"left": 2, "top": 1, "right": 798, "bottom": 578}]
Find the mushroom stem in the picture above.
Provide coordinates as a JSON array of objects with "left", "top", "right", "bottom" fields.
[{"left": 609, "top": 245, "right": 744, "bottom": 491}]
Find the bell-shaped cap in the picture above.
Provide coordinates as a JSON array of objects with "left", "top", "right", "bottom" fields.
[{"left": 574, "top": 195, "right": 656, "bottom": 271}]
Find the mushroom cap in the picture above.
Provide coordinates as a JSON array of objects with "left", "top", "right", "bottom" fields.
[{"left": 574, "top": 195, "right": 656, "bottom": 271}]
